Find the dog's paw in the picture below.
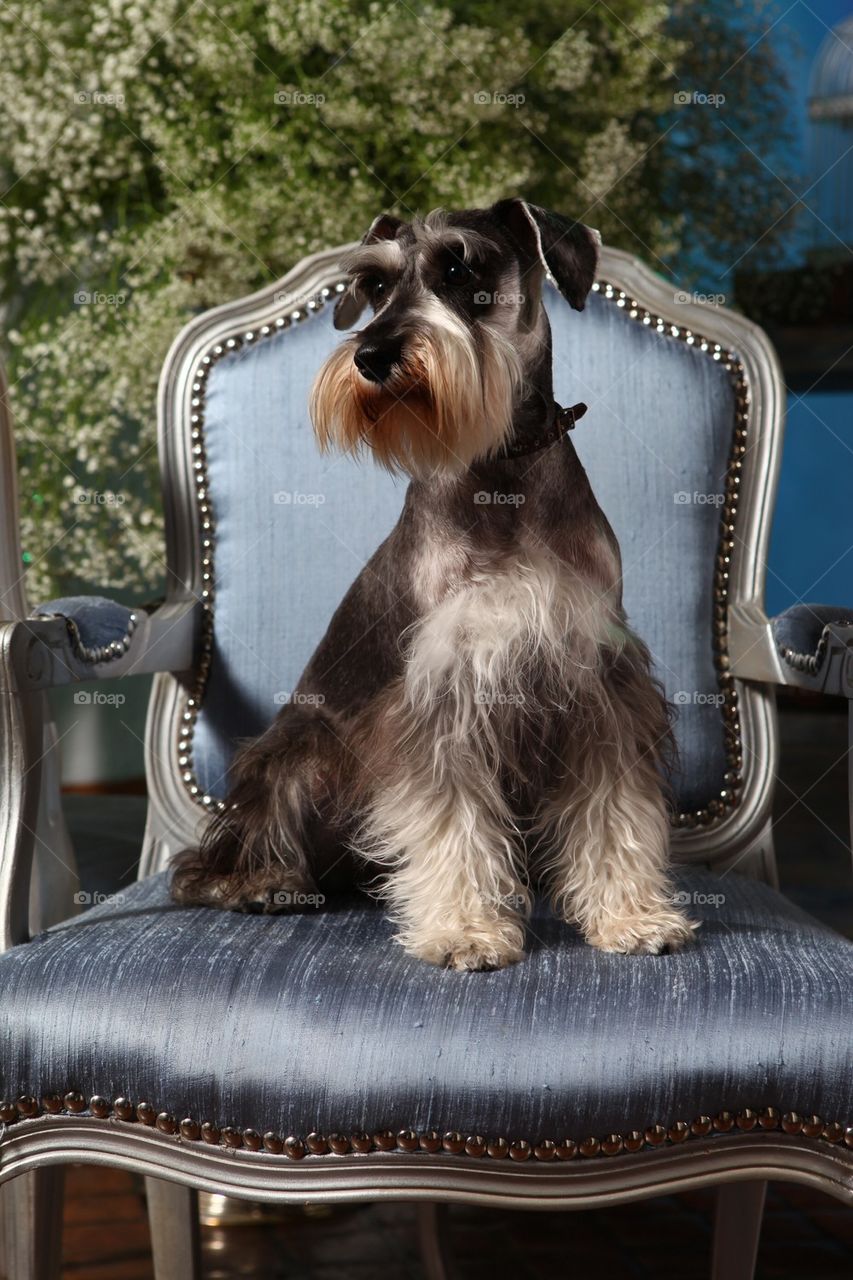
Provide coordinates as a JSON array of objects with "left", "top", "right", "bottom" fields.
[
  {"left": 233, "top": 881, "right": 320, "bottom": 915},
  {"left": 407, "top": 922, "right": 526, "bottom": 971},
  {"left": 183, "top": 876, "right": 319, "bottom": 915},
  {"left": 584, "top": 908, "right": 698, "bottom": 956},
  {"left": 445, "top": 938, "right": 525, "bottom": 971}
]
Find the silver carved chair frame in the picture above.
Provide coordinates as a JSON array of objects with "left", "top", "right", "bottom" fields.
[{"left": 0, "top": 243, "right": 851, "bottom": 1280}]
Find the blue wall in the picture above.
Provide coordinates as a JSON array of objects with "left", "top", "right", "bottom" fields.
[
  {"left": 737, "top": 3, "right": 852, "bottom": 615},
  {"left": 767, "top": 391, "right": 853, "bottom": 614}
]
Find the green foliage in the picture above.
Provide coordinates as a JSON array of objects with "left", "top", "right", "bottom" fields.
[{"left": 0, "top": 0, "right": 791, "bottom": 599}]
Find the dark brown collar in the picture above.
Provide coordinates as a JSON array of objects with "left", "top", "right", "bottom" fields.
[{"left": 499, "top": 401, "right": 588, "bottom": 460}]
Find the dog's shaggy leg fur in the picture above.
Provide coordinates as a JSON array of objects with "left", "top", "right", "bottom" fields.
[
  {"left": 171, "top": 705, "right": 333, "bottom": 912},
  {"left": 535, "top": 646, "right": 696, "bottom": 954},
  {"left": 362, "top": 763, "right": 529, "bottom": 970},
  {"left": 356, "top": 677, "right": 531, "bottom": 970}
]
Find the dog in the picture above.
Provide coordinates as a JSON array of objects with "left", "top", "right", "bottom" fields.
[{"left": 171, "top": 197, "right": 696, "bottom": 969}]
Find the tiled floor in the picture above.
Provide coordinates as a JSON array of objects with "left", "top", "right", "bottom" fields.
[{"left": 48, "top": 700, "right": 853, "bottom": 1276}]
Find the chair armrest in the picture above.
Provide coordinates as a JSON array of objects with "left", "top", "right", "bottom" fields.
[
  {"left": 0, "top": 596, "right": 200, "bottom": 694},
  {"left": 0, "top": 594, "right": 199, "bottom": 947},
  {"left": 729, "top": 601, "right": 853, "bottom": 698}
]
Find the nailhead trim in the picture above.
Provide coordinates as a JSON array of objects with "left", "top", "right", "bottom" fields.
[
  {"left": 1, "top": 1095, "right": 849, "bottom": 1161},
  {"left": 179, "top": 278, "right": 747, "bottom": 828},
  {"left": 591, "top": 284, "right": 748, "bottom": 829},
  {"left": 33, "top": 610, "right": 138, "bottom": 665},
  {"left": 176, "top": 281, "right": 344, "bottom": 812},
  {"left": 776, "top": 619, "right": 853, "bottom": 676}
]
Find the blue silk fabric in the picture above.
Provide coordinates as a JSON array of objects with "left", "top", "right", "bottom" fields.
[
  {"left": 0, "top": 869, "right": 850, "bottom": 1140},
  {"left": 191, "top": 284, "right": 736, "bottom": 813},
  {"left": 771, "top": 603, "right": 853, "bottom": 662},
  {"left": 30, "top": 595, "right": 135, "bottom": 654}
]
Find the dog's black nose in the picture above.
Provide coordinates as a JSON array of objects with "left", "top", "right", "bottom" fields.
[{"left": 354, "top": 341, "right": 400, "bottom": 384}]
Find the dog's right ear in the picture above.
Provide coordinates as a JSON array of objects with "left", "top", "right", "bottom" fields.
[
  {"left": 490, "top": 198, "right": 600, "bottom": 312},
  {"left": 334, "top": 213, "right": 405, "bottom": 330}
]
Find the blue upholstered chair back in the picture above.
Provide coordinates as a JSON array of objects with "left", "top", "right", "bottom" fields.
[{"left": 190, "top": 280, "right": 737, "bottom": 822}]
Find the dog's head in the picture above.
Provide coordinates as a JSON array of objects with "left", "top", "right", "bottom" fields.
[{"left": 309, "top": 198, "right": 599, "bottom": 477}]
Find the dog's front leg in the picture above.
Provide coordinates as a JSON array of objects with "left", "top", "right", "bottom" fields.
[
  {"left": 537, "top": 654, "right": 696, "bottom": 955},
  {"left": 358, "top": 691, "right": 529, "bottom": 970}
]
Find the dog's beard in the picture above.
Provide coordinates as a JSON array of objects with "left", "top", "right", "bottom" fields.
[{"left": 309, "top": 306, "right": 524, "bottom": 477}]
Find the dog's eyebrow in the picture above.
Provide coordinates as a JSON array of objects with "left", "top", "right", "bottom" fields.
[
  {"left": 415, "top": 219, "right": 497, "bottom": 263},
  {"left": 340, "top": 241, "right": 404, "bottom": 277},
  {"left": 439, "top": 228, "right": 498, "bottom": 261}
]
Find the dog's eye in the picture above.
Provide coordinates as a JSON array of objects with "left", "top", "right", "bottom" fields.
[
  {"left": 362, "top": 276, "right": 386, "bottom": 302},
  {"left": 444, "top": 261, "right": 472, "bottom": 286}
]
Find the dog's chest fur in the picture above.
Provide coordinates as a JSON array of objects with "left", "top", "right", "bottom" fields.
[{"left": 405, "top": 510, "right": 622, "bottom": 735}]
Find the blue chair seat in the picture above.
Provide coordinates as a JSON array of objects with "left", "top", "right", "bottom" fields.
[{"left": 0, "top": 869, "right": 850, "bottom": 1155}]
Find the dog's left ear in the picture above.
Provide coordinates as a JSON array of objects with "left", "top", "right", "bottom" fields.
[
  {"left": 490, "top": 198, "right": 600, "bottom": 311},
  {"left": 334, "top": 213, "right": 405, "bottom": 330}
]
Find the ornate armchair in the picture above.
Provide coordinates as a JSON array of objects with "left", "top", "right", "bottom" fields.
[{"left": 1, "top": 242, "right": 851, "bottom": 1280}]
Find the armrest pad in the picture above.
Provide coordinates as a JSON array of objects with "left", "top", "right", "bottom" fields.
[
  {"left": 771, "top": 604, "right": 853, "bottom": 675},
  {"left": 0, "top": 598, "right": 199, "bottom": 693},
  {"left": 30, "top": 595, "right": 139, "bottom": 665},
  {"left": 729, "top": 601, "right": 853, "bottom": 696}
]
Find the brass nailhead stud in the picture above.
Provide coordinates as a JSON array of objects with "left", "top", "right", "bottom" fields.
[
  {"left": 396, "top": 1130, "right": 418, "bottom": 1152},
  {"left": 306, "top": 1133, "right": 329, "bottom": 1155},
  {"left": 242, "top": 1129, "right": 262, "bottom": 1151},
  {"left": 136, "top": 1102, "right": 156, "bottom": 1126},
  {"left": 201, "top": 1122, "right": 221, "bottom": 1144},
  {"left": 714, "top": 1112, "right": 734, "bottom": 1133},
  {"left": 623, "top": 1132, "right": 644, "bottom": 1152},
  {"left": 645, "top": 1124, "right": 667, "bottom": 1146},
  {"left": 465, "top": 1135, "right": 486, "bottom": 1158},
  {"left": 691, "top": 1116, "right": 712, "bottom": 1137},
  {"left": 284, "top": 1136, "right": 306, "bottom": 1160},
  {"left": 487, "top": 1137, "right": 509, "bottom": 1159},
  {"left": 758, "top": 1108, "right": 779, "bottom": 1130},
  {"left": 16, "top": 1095, "right": 38, "bottom": 1117},
  {"left": 781, "top": 1112, "right": 802, "bottom": 1135},
  {"left": 89, "top": 1096, "right": 110, "bottom": 1119},
  {"left": 263, "top": 1132, "right": 284, "bottom": 1154},
  {"left": 602, "top": 1134, "right": 623, "bottom": 1156},
  {"left": 419, "top": 1131, "right": 441, "bottom": 1153},
  {"left": 63, "top": 1092, "right": 85, "bottom": 1114},
  {"left": 374, "top": 1130, "right": 397, "bottom": 1151},
  {"left": 442, "top": 1132, "right": 465, "bottom": 1154},
  {"left": 669, "top": 1121, "right": 690, "bottom": 1143},
  {"left": 801, "top": 1115, "right": 823, "bottom": 1138},
  {"left": 113, "top": 1098, "right": 134, "bottom": 1121},
  {"left": 328, "top": 1133, "right": 350, "bottom": 1154},
  {"left": 736, "top": 1110, "right": 757, "bottom": 1132},
  {"left": 843, "top": 1127, "right": 853, "bottom": 1150},
  {"left": 822, "top": 1122, "right": 843, "bottom": 1144},
  {"left": 180, "top": 1119, "right": 201, "bottom": 1141},
  {"left": 222, "top": 1127, "right": 242, "bottom": 1149},
  {"left": 156, "top": 1113, "right": 177, "bottom": 1135},
  {"left": 555, "top": 1139, "right": 578, "bottom": 1160},
  {"left": 579, "top": 1137, "right": 600, "bottom": 1158},
  {"left": 509, "top": 1139, "right": 531, "bottom": 1162},
  {"left": 533, "top": 1139, "right": 556, "bottom": 1161},
  {"left": 0, "top": 1101, "right": 17, "bottom": 1123},
  {"left": 351, "top": 1131, "right": 372, "bottom": 1153}
]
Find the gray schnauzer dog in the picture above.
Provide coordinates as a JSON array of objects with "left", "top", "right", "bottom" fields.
[{"left": 171, "top": 197, "right": 696, "bottom": 969}]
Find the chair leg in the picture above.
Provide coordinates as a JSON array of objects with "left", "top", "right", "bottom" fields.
[
  {"left": 711, "top": 1180, "right": 767, "bottom": 1280},
  {"left": 417, "top": 1201, "right": 453, "bottom": 1280},
  {"left": 145, "top": 1176, "right": 202, "bottom": 1280},
  {"left": 1, "top": 1167, "right": 64, "bottom": 1279}
]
